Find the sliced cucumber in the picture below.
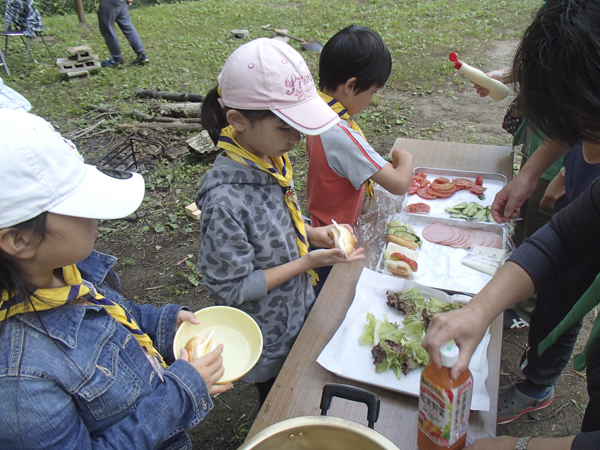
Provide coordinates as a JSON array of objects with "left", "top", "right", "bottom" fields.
[
  {"left": 387, "top": 226, "right": 408, "bottom": 234},
  {"left": 453, "top": 202, "right": 468, "bottom": 210}
]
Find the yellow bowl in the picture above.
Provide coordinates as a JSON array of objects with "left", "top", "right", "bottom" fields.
[{"left": 173, "top": 306, "right": 263, "bottom": 384}]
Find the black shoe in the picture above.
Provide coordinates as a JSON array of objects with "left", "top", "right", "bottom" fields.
[
  {"left": 503, "top": 308, "right": 529, "bottom": 330},
  {"left": 131, "top": 52, "right": 149, "bottom": 65},
  {"left": 101, "top": 57, "right": 124, "bottom": 68}
]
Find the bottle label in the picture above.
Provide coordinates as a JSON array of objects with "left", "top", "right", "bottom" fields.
[{"left": 418, "top": 373, "right": 473, "bottom": 446}]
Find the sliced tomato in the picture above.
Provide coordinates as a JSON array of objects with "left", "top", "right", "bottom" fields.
[
  {"left": 470, "top": 185, "right": 487, "bottom": 194},
  {"left": 409, "top": 181, "right": 420, "bottom": 195},
  {"left": 405, "top": 202, "right": 431, "bottom": 214},
  {"left": 416, "top": 186, "right": 438, "bottom": 200},
  {"left": 475, "top": 175, "right": 484, "bottom": 186},
  {"left": 391, "top": 252, "right": 418, "bottom": 271},
  {"left": 431, "top": 189, "right": 456, "bottom": 198},
  {"left": 415, "top": 172, "right": 428, "bottom": 178},
  {"left": 413, "top": 175, "right": 430, "bottom": 187},
  {"left": 430, "top": 182, "right": 457, "bottom": 193},
  {"left": 452, "top": 178, "right": 474, "bottom": 189},
  {"left": 432, "top": 177, "right": 451, "bottom": 184}
]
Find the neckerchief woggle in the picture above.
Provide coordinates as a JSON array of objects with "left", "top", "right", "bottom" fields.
[
  {"left": 318, "top": 91, "right": 375, "bottom": 204},
  {"left": 539, "top": 272, "right": 600, "bottom": 371},
  {"left": 0, "top": 265, "right": 167, "bottom": 368},
  {"left": 218, "top": 126, "right": 318, "bottom": 285}
]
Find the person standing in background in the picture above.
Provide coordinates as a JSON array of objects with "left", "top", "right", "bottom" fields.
[{"left": 98, "top": 0, "right": 149, "bottom": 67}]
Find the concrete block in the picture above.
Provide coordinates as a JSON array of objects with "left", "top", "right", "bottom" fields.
[
  {"left": 58, "top": 56, "right": 100, "bottom": 73},
  {"left": 231, "top": 29, "right": 249, "bottom": 40},
  {"left": 67, "top": 45, "right": 94, "bottom": 61}
]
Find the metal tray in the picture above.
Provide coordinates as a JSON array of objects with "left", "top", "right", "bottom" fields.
[
  {"left": 403, "top": 167, "right": 507, "bottom": 223},
  {"left": 376, "top": 213, "right": 510, "bottom": 295}
]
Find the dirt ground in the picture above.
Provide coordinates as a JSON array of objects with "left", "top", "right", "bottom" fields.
[{"left": 87, "top": 39, "right": 592, "bottom": 448}]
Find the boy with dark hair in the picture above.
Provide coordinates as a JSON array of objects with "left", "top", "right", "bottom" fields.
[{"left": 305, "top": 25, "right": 414, "bottom": 231}]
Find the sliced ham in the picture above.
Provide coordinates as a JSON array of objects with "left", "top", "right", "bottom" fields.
[{"left": 422, "top": 223, "right": 502, "bottom": 249}]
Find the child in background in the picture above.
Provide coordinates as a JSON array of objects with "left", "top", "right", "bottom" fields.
[
  {"left": 305, "top": 25, "right": 414, "bottom": 230},
  {"left": 197, "top": 38, "right": 365, "bottom": 405},
  {"left": 0, "top": 111, "right": 229, "bottom": 449}
]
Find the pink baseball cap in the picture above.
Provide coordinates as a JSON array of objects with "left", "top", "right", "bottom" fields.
[{"left": 218, "top": 38, "right": 339, "bottom": 135}]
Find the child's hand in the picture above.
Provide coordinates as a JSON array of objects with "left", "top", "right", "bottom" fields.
[
  {"left": 389, "top": 146, "right": 413, "bottom": 168},
  {"left": 307, "top": 223, "right": 355, "bottom": 248},
  {"left": 180, "top": 344, "right": 232, "bottom": 395},
  {"left": 305, "top": 247, "right": 365, "bottom": 268},
  {"left": 177, "top": 310, "right": 200, "bottom": 329}
]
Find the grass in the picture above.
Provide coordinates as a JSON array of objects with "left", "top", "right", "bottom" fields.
[{"left": 3, "top": 0, "right": 539, "bottom": 128}]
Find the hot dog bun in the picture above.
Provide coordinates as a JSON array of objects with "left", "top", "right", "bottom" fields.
[
  {"left": 329, "top": 220, "right": 356, "bottom": 257},
  {"left": 386, "top": 234, "right": 418, "bottom": 250},
  {"left": 384, "top": 259, "right": 413, "bottom": 277},
  {"left": 184, "top": 330, "right": 217, "bottom": 360}
]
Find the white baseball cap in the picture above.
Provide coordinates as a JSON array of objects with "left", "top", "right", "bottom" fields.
[
  {"left": 0, "top": 110, "right": 145, "bottom": 229},
  {"left": 218, "top": 38, "right": 339, "bottom": 135}
]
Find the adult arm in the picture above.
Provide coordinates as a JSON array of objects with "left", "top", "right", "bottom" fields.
[
  {"left": 423, "top": 178, "right": 600, "bottom": 378},
  {"left": 491, "top": 137, "right": 571, "bottom": 222},
  {"left": 468, "top": 436, "right": 576, "bottom": 450}
]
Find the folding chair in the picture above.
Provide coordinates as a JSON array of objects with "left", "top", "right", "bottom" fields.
[
  {"left": 1, "top": 0, "right": 54, "bottom": 74},
  {"left": 0, "top": 44, "right": 8, "bottom": 74}
]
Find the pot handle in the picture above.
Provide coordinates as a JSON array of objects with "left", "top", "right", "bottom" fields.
[{"left": 319, "top": 383, "right": 381, "bottom": 429}]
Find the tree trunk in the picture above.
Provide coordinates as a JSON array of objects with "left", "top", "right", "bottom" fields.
[{"left": 74, "top": 0, "right": 86, "bottom": 25}]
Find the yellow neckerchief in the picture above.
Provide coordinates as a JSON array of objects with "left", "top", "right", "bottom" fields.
[
  {"left": 0, "top": 265, "right": 166, "bottom": 368},
  {"left": 318, "top": 91, "right": 375, "bottom": 204},
  {"left": 218, "top": 126, "right": 318, "bottom": 285}
]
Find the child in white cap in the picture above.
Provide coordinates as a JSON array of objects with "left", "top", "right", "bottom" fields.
[
  {"left": 0, "top": 110, "right": 230, "bottom": 448},
  {"left": 197, "top": 38, "right": 365, "bottom": 405}
]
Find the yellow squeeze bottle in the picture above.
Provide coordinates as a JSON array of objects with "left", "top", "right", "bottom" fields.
[
  {"left": 449, "top": 52, "right": 509, "bottom": 101},
  {"left": 417, "top": 342, "right": 473, "bottom": 450}
]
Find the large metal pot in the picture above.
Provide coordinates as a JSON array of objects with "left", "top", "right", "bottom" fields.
[{"left": 238, "top": 384, "right": 401, "bottom": 450}]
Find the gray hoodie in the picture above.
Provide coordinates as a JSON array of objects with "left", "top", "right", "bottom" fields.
[{"left": 195, "top": 154, "right": 315, "bottom": 382}]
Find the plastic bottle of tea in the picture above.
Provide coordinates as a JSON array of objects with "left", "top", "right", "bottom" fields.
[
  {"left": 449, "top": 52, "right": 509, "bottom": 101},
  {"left": 417, "top": 342, "right": 473, "bottom": 450}
]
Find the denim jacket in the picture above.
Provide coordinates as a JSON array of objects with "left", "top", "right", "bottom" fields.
[{"left": 0, "top": 251, "right": 213, "bottom": 449}]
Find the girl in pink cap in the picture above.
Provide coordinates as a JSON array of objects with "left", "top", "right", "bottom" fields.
[{"left": 197, "top": 38, "right": 365, "bottom": 405}]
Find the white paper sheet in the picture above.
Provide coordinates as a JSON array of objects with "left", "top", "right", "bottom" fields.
[{"left": 316, "top": 268, "right": 490, "bottom": 411}]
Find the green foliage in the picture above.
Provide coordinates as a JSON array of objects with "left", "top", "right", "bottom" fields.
[{"left": 3, "top": 0, "right": 539, "bottom": 129}]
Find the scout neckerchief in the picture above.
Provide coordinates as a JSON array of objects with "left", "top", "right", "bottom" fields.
[
  {"left": 538, "top": 272, "right": 600, "bottom": 371},
  {"left": 218, "top": 126, "right": 318, "bottom": 285},
  {"left": 318, "top": 91, "right": 375, "bottom": 204},
  {"left": 0, "top": 265, "right": 167, "bottom": 368}
]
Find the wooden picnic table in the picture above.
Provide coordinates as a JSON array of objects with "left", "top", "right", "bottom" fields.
[{"left": 245, "top": 138, "right": 513, "bottom": 448}]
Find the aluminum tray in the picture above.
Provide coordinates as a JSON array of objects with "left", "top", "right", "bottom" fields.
[
  {"left": 377, "top": 213, "right": 510, "bottom": 295},
  {"left": 403, "top": 167, "right": 508, "bottom": 222}
]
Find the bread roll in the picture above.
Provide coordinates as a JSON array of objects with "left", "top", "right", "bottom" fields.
[
  {"left": 386, "top": 234, "right": 418, "bottom": 250},
  {"left": 184, "top": 330, "right": 216, "bottom": 360},
  {"left": 384, "top": 259, "right": 413, "bottom": 277},
  {"left": 329, "top": 220, "right": 356, "bottom": 257}
]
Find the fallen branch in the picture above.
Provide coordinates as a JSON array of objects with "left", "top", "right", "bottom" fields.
[
  {"left": 134, "top": 89, "right": 204, "bottom": 103},
  {"left": 118, "top": 122, "right": 203, "bottom": 131},
  {"left": 86, "top": 104, "right": 201, "bottom": 124},
  {"left": 152, "top": 102, "right": 201, "bottom": 118}
]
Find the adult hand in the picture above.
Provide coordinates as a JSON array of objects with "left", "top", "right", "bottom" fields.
[
  {"left": 180, "top": 345, "right": 232, "bottom": 395},
  {"left": 540, "top": 172, "right": 566, "bottom": 209},
  {"left": 421, "top": 301, "right": 491, "bottom": 380},
  {"left": 127, "top": 0, "right": 132, "bottom": 5},
  {"left": 490, "top": 173, "right": 539, "bottom": 223},
  {"left": 305, "top": 247, "right": 365, "bottom": 268},
  {"left": 176, "top": 310, "right": 200, "bottom": 329},
  {"left": 472, "top": 69, "right": 507, "bottom": 98}
]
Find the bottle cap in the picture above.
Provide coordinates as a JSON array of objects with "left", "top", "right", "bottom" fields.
[
  {"left": 440, "top": 341, "right": 459, "bottom": 367},
  {"left": 449, "top": 52, "right": 463, "bottom": 70}
]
